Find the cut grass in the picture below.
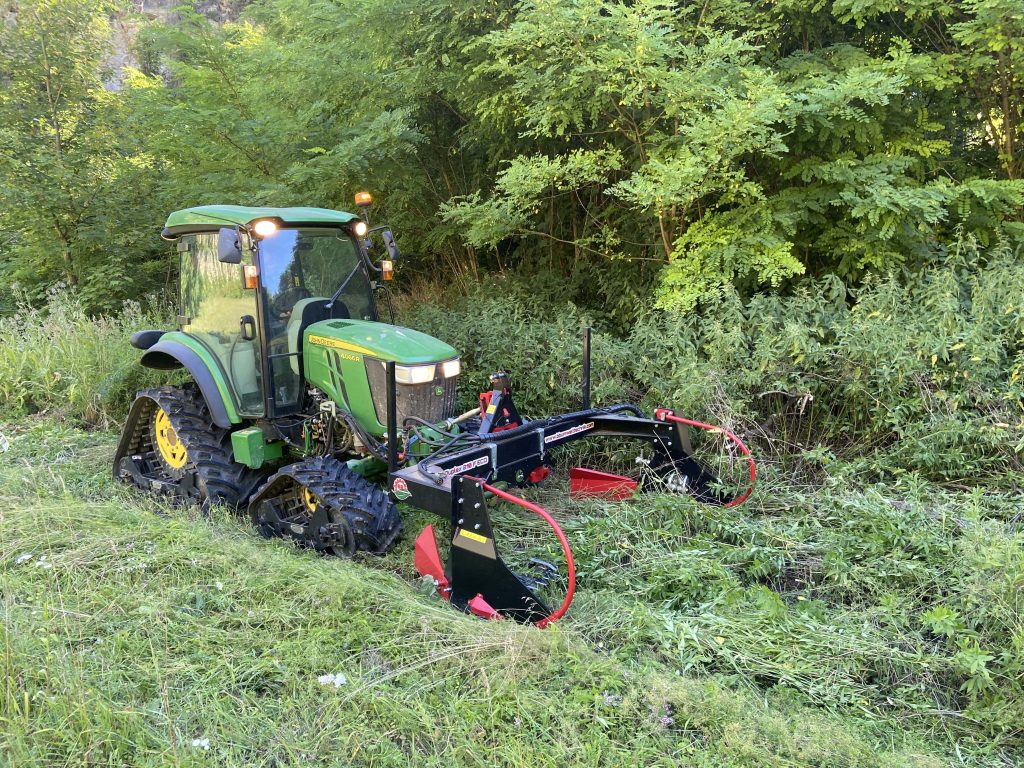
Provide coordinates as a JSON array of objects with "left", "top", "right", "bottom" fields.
[{"left": 0, "top": 419, "right": 954, "bottom": 767}]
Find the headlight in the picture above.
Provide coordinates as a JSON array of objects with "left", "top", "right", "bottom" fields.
[
  {"left": 441, "top": 358, "right": 460, "bottom": 379},
  {"left": 394, "top": 363, "right": 435, "bottom": 385}
]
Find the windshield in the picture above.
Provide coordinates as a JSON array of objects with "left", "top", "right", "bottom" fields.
[
  {"left": 255, "top": 228, "right": 376, "bottom": 415},
  {"left": 257, "top": 228, "right": 375, "bottom": 322}
]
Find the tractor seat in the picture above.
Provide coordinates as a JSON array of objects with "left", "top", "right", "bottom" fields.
[
  {"left": 130, "top": 330, "right": 166, "bottom": 350},
  {"left": 286, "top": 298, "right": 349, "bottom": 374}
]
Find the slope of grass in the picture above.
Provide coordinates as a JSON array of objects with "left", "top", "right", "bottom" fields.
[{"left": 0, "top": 418, "right": 953, "bottom": 768}]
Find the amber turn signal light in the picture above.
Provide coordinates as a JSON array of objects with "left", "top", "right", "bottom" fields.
[
  {"left": 354, "top": 191, "right": 373, "bottom": 207},
  {"left": 243, "top": 264, "right": 258, "bottom": 289}
]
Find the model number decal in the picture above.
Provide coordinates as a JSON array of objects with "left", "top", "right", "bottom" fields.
[
  {"left": 307, "top": 335, "right": 371, "bottom": 358},
  {"left": 439, "top": 455, "right": 489, "bottom": 478},
  {"left": 544, "top": 422, "right": 595, "bottom": 444}
]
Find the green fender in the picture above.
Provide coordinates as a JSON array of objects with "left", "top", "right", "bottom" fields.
[{"left": 140, "top": 332, "right": 242, "bottom": 428}]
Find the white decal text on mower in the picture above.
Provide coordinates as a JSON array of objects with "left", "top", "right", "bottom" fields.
[
  {"left": 544, "top": 422, "right": 595, "bottom": 444},
  {"left": 439, "top": 455, "right": 490, "bottom": 478}
]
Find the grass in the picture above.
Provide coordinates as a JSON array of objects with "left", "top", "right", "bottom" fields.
[{"left": 0, "top": 417, "right": 1017, "bottom": 767}]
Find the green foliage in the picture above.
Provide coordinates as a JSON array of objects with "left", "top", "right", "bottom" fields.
[
  {"left": 439, "top": 0, "right": 1024, "bottom": 314},
  {"left": 5, "top": 0, "right": 1021, "bottom": 317},
  {"left": 405, "top": 238, "right": 1024, "bottom": 481}
]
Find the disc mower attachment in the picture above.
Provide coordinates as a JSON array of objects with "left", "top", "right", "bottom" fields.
[{"left": 397, "top": 402, "right": 755, "bottom": 626}]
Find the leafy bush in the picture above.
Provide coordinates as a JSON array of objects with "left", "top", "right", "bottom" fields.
[{"left": 404, "top": 241, "right": 1024, "bottom": 482}]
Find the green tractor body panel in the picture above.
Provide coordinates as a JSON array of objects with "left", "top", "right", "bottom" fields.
[
  {"left": 302, "top": 319, "right": 459, "bottom": 437},
  {"left": 231, "top": 426, "right": 284, "bottom": 469},
  {"left": 140, "top": 330, "right": 242, "bottom": 425},
  {"left": 164, "top": 205, "right": 359, "bottom": 236}
]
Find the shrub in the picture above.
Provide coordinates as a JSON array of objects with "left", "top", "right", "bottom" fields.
[{"left": 404, "top": 243, "right": 1024, "bottom": 482}]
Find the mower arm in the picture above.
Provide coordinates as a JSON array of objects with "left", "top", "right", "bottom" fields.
[{"left": 389, "top": 406, "right": 749, "bottom": 625}]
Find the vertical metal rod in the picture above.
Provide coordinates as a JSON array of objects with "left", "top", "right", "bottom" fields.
[
  {"left": 582, "top": 326, "right": 592, "bottom": 410},
  {"left": 385, "top": 360, "right": 398, "bottom": 474}
]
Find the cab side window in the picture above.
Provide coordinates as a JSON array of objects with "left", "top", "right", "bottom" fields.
[{"left": 179, "top": 233, "right": 264, "bottom": 416}]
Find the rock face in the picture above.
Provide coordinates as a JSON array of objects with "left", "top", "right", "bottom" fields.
[
  {"left": 136, "top": 0, "right": 251, "bottom": 24},
  {"left": 103, "top": 1, "right": 253, "bottom": 91}
]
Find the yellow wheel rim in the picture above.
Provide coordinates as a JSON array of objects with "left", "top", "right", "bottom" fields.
[
  {"left": 153, "top": 407, "right": 188, "bottom": 469},
  {"left": 301, "top": 487, "right": 320, "bottom": 513}
]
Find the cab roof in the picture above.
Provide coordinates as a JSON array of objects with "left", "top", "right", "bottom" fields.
[{"left": 162, "top": 205, "right": 359, "bottom": 237}]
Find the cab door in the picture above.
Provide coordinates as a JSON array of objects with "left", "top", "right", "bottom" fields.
[{"left": 178, "top": 233, "right": 265, "bottom": 417}]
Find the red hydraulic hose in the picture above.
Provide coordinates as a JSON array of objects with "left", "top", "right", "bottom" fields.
[
  {"left": 657, "top": 411, "right": 757, "bottom": 508},
  {"left": 468, "top": 477, "right": 576, "bottom": 628}
]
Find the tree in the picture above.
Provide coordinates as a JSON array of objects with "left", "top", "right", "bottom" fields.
[
  {"left": 0, "top": 0, "right": 169, "bottom": 311},
  {"left": 442, "top": 0, "right": 1024, "bottom": 314}
]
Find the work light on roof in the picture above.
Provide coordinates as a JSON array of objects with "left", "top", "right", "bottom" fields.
[{"left": 252, "top": 219, "right": 278, "bottom": 237}]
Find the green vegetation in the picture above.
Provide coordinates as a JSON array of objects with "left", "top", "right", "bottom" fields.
[
  {"left": 3, "top": 0, "right": 1024, "bottom": 764},
  {"left": 2, "top": 0, "right": 1023, "bottom": 316},
  {"left": 0, "top": 422, "right": 948, "bottom": 767}
]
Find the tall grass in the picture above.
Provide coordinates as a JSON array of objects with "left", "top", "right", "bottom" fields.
[
  {"left": 0, "top": 426, "right": 946, "bottom": 767},
  {"left": 0, "top": 291, "right": 171, "bottom": 428}
]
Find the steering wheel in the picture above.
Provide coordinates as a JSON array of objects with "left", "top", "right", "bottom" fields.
[{"left": 271, "top": 286, "right": 312, "bottom": 320}]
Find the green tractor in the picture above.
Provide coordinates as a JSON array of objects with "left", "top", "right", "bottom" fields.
[
  {"left": 115, "top": 195, "right": 755, "bottom": 625},
  {"left": 114, "top": 197, "right": 436, "bottom": 554}
]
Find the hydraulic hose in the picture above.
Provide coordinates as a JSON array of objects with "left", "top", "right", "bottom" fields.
[
  {"left": 658, "top": 411, "right": 756, "bottom": 507},
  {"left": 469, "top": 477, "right": 576, "bottom": 628}
]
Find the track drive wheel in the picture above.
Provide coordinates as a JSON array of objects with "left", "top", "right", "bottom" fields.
[
  {"left": 248, "top": 456, "right": 402, "bottom": 556},
  {"left": 113, "top": 385, "right": 262, "bottom": 508}
]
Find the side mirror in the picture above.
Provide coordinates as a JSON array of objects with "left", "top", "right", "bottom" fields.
[
  {"left": 217, "top": 227, "right": 242, "bottom": 264},
  {"left": 381, "top": 228, "right": 400, "bottom": 261}
]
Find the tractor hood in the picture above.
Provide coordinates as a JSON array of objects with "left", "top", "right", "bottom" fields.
[{"left": 303, "top": 319, "right": 457, "bottom": 364}]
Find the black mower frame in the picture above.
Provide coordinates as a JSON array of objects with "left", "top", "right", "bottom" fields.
[{"left": 382, "top": 330, "right": 739, "bottom": 624}]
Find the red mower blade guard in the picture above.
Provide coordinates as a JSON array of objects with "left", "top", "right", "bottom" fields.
[
  {"left": 414, "top": 524, "right": 450, "bottom": 596},
  {"left": 468, "top": 593, "right": 501, "bottom": 620},
  {"left": 569, "top": 468, "right": 638, "bottom": 501}
]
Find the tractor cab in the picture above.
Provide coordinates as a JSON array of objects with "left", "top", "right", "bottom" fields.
[{"left": 151, "top": 204, "right": 397, "bottom": 421}]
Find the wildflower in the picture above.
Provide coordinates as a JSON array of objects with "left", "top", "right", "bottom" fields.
[
  {"left": 15, "top": 553, "right": 32, "bottom": 565},
  {"left": 190, "top": 738, "right": 210, "bottom": 750},
  {"left": 317, "top": 672, "right": 348, "bottom": 688},
  {"left": 603, "top": 691, "right": 622, "bottom": 707},
  {"left": 215, "top": 581, "right": 223, "bottom": 591}
]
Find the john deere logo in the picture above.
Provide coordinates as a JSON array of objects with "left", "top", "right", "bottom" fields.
[{"left": 392, "top": 477, "right": 411, "bottom": 500}]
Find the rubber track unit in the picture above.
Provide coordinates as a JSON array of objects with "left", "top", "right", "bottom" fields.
[
  {"left": 248, "top": 456, "right": 402, "bottom": 556},
  {"left": 114, "top": 385, "right": 263, "bottom": 508}
]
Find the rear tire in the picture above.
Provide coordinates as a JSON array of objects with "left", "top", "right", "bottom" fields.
[{"left": 114, "top": 385, "right": 262, "bottom": 508}]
